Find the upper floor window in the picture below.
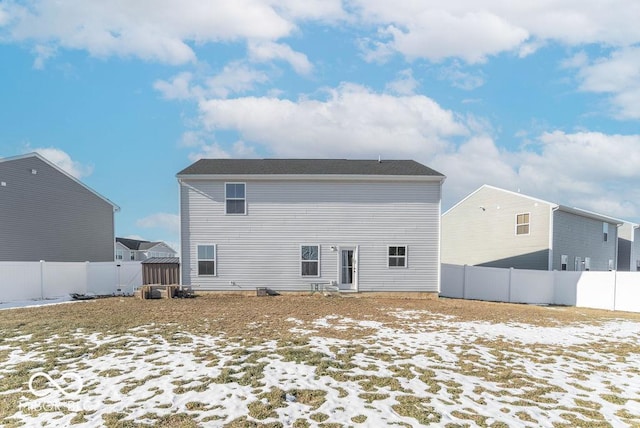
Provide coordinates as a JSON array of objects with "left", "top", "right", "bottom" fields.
[
  {"left": 516, "top": 213, "right": 530, "bottom": 235},
  {"left": 388, "top": 245, "right": 407, "bottom": 268},
  {"left": 603, "top": 222, "right": 608, "bottom": 242},
  {"left": 225, "top": 183, "right": 246, "bottom": 215}
]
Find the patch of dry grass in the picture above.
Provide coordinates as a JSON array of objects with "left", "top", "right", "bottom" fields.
[{"left": 0, "top": 294, "right": 639, "bottom": 427}]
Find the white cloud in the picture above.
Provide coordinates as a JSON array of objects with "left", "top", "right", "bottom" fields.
[
  {"left": 573, "top": 47, "right": 640, "bottom": 119},
  {"left": 136, "top": 212, "right": 180, "bottom": 234},
  {"left": 153, "top": 72, "right": 196, "bottom": 100},
  {"left": 353, "top": 1, "right": 640, "bottom": 63},
  {"left": 197, "top": 83, "right": 468, "bottom": 158},
  {"left": 188, "top": 141, "right": 258, "bottom": 162},
  {"left": 30, "top": 147, "right": 94, "bottom": 179},
  {"left": 248, "top": 41, "right": 313, "bottom": 75},
  {"left": 1, "top": 0, "right": 303, "bottom": 65},
  {"left": 385, "top": 69, "right": 418, "bottom": 95},
  {"left": 206, "top": 62, "right": 270, "bottom": 98},
  {"left": 438, "top": 62, "right": 485, "bottom": 90},
  {"left": 434, "top": 130, "right": 640, "bottom": 220}
]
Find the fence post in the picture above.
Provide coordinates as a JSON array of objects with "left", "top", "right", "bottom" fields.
[
  {"left": 463, "top": 265, "right": 468, "bottom": 299},
  {"left": 85, "top": 261, "right": 90, "bottom": 295},
  {"left": 39, "top": 260, "right": 45, "bottom": 299},
  {"left": 508, "top": 267, "right": 513, "bottom": 303},
  {"left": 613, "top": 271, "right": 617, "bottom": 311}
]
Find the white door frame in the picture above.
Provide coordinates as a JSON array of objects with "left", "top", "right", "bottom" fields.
[{"left": 337, "top": 245, "right": 359, "bottom": 291}]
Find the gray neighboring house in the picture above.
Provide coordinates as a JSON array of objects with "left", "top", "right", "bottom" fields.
[
  {"left": 0, "top": 152, "right": 119, "bottom": 262},
  {"left": 442, "top": 185, "right": 621, "bottom": 271},
  {"left": 177, "top": 159, "right": 445, "bottom": 294},
  {"left": 618, "top": 222, "right": 640, "bottom": 271},
  {"left": 115, "top": 237, "right": 177, "bottom": 261}
]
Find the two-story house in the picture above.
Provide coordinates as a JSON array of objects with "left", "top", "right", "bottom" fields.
[
  {"left": 0, "top": 152, "right": 119, "bottom": 262},
  {"left": 442, "top": 185, "right": 621, "bottom": 271},
  {"left": 115, "top": 237, "right": 177, "bottom": 261},
  {"left": 177, "top": 159, "right": 445, "bottom": 294}
]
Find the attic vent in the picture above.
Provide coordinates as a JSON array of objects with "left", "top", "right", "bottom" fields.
[
  {"left": 0, "top": 182, "right": 5, "bottom": 187},
  {"left": 31, "top": 169, "right": 37, "bottom": 175}
]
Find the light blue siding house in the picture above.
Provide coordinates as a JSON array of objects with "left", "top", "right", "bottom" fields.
[
  {"left": 0, "top": 153, "right": 119, "bottom": 262},
  {"left": 442, "top": 185, "right": 621, "bottom": 271},
  {"left": 177, "top": 159, "right": 445, "bottom": 294}
]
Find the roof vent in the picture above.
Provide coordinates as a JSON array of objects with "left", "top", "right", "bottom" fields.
[{"left": 378, "top": 155, "right": 381, "bottom": 163}]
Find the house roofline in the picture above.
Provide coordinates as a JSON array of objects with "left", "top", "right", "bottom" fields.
[
  {"left": 177, "top": 174, "right": 445, "bottom": 183},
  {"left": 442, "top": 184, "right": 554, "bottom": 216},
  {"left": 554, "top": 205, "right": 623, "bottom": 226},
  {"left": 444, "top": 184, "right": 623, "bottom": 225},
  {"left": 1, "top": 152, "right": 120, "bottom": 212}
]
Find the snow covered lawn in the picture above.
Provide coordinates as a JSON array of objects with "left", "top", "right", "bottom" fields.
[{"left": 0, "top": 295, "right": 638, "bottom": 427}]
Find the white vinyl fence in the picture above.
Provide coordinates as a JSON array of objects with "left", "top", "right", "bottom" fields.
[
  {"left": 0, "top": 261, "right": 142, "bottom": 302},
  {"left": 441, "top": 263, "right": 640, "bottom": 313}
]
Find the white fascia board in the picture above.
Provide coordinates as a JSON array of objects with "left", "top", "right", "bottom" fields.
[
  {"left": 176, "top": 174, "right": 445, "bottom": 183},
  {"left": 556, "top": 205, "right": 623, "bottom": 226}
]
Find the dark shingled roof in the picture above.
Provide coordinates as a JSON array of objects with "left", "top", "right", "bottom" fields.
[
  {"left": 116, "top": 237, "right": 148, "bottom": 250},
  {"left": 141, "top": 257, "right": 180, "bottom": 264},
  {"left": 177, "top": 159, "right": 444, "bottom": 177}
]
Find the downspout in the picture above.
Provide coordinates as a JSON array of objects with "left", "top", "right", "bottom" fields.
[
  {"left": 177, "top": 178, "right": 183, "bottom": 287},
  {"left": 548, "top": 205, "right": 558, "bottom": 271},
  {"left": 437, "top": 179, "right": 443, "bottom": 294}
]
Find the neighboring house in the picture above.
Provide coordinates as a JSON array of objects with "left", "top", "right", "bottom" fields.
[
  {"left": 618, "top": 222, "right": 640, "bottom": 271},
  {"left": 115, "top": 237, "right": 177, "bottom": 261},
  {"left": 0, "top": 152, "right": 119, "bottom": 262},
  {"left": 442, "top": 185, "right": 621, "bottom": 271},
  {"left": 177, "top": 158, "right": 445, "bottom": 294}
]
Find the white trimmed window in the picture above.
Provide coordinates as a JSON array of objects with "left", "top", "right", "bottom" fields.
[
  {"left": 130, "top": 251, "right": 135, "bottom": 261},
  {"left": 388, "top": 245, "right": 407, "bottom": 268},
  {"left": 516, "top": 213, "right": 530, "bottom": 235},
  {"left": 301, "top": 245, "right": 319, "bottom": 277},
  {"left": 603, "top": 223, "right": 608, "bottom": 242},
  {"left": 561, "top": 255, "right": 568, "bottom": 271},
  {"left": 116, "top": 250, "right": 123, "bottom": 260},
  {"left": 225, "top": 183, "right": 246, "bottom": 215},
  {"left": 197, "top": 245, "right": 216, "bottom": 276}
]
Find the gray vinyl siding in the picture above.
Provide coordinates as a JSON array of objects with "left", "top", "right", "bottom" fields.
[
  {"left": 552, "top": 211, "right": 618, "bottom": 271},
  {"left": 180, "top": 179, "right": 441, "bottom": 292},
  {"left": 442, "top": 186, "right": 551, "bottom": 270},
  {"left": 0, "top": 156, "right": 115, "bottom": 262},
  {"left": 617, "top": 223, "right": 640, "bottom": 271}
]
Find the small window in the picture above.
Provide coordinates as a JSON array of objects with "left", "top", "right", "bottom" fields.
[
  {"left": 130, "top": 252, "right": 135, "bottom": 261},
  {"left": 584, "top": 257, "right": 591, "bottom": 271},
  {"left": 225, "top": 183, "right": 246, "bottom": 215},
  {"left": 301, "top": 245, "right": 319, "bottom": 277},
  {"left": 516, "top": 213, "right": 530, "bottom": 235},
  {"left": 608, "top": 259, "right": 614, "bottom": 271},
  {"left": 197, "top": 245, "right": 216, "bottom": 276},
  {"left": 603, "top": 222, "right": 608, "bottom": 242},
  {"left": 388, "top": 246, "right": 407, "bottom": 268},
  {"left": 116, "top": 250, "right": 123, "bottom": 260},
  {"left": 561, "top": 255, "right": 568, "bottom": 271}
]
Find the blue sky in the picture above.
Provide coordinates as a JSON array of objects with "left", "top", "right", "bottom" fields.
[{"left": 1, "top": 1, "right": 640, "bottom": 250}]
